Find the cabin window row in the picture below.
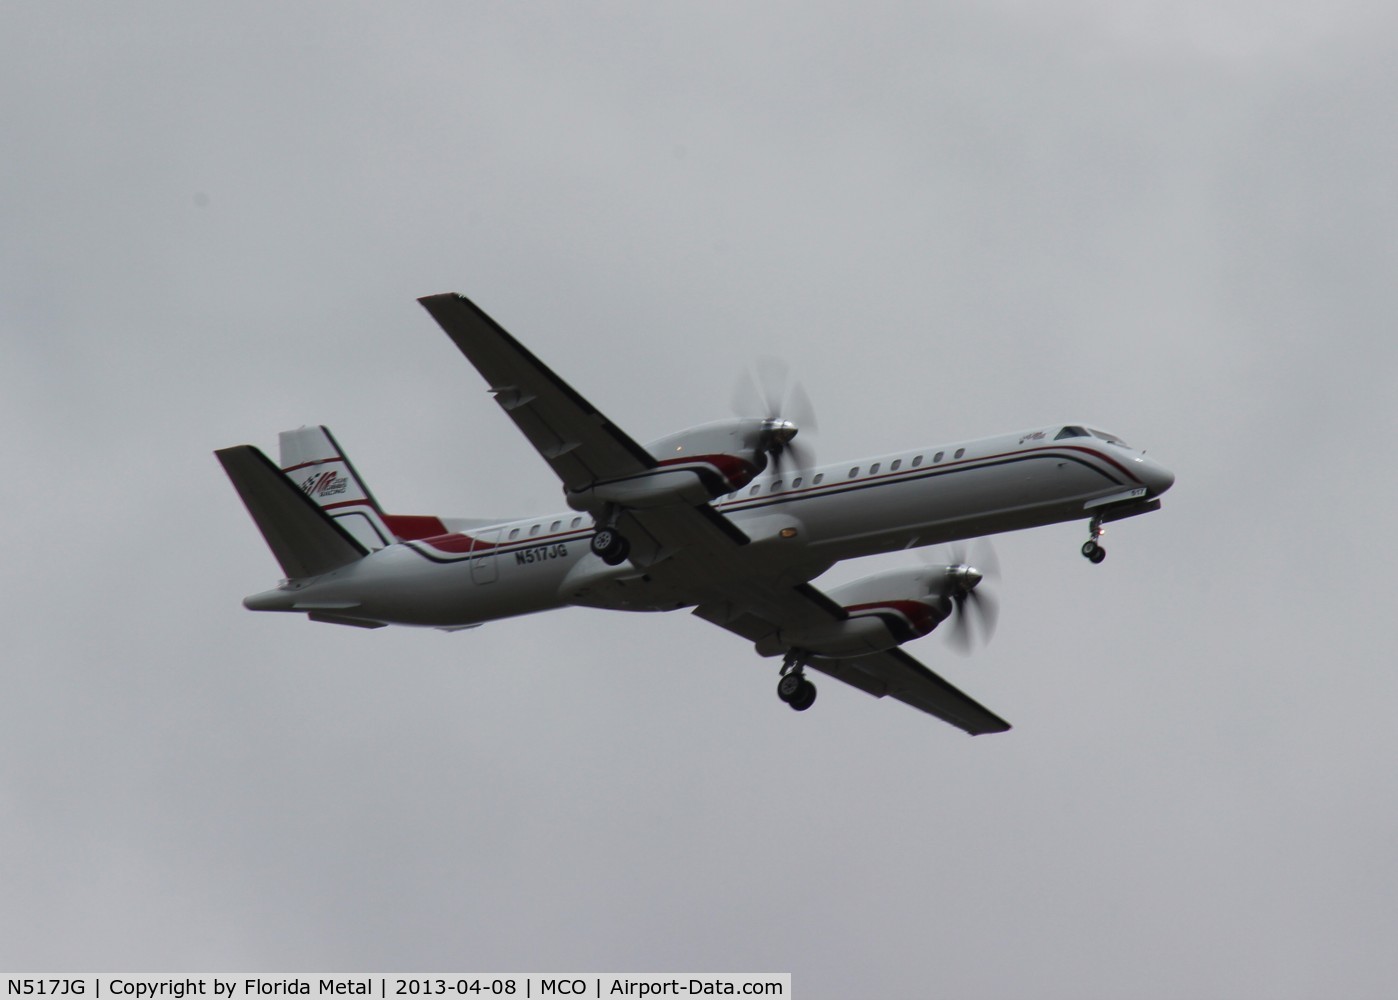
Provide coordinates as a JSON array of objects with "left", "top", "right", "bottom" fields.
[
  {"left": 746, "top": 471, "right": 827, "bottom": 497},
  {"left": 506, "top": 516, "right": 585, "bottom": 541},
  {"left": 729, "top": 446, "right": 973, "bottom": 500},
  {"left": 496, "top": 443, "right": 979, "bottom": 537},
  {"left": 845, "top": 448, "right": 965, "bottom": 480}
]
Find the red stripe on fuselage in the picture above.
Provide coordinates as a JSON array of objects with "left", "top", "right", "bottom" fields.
[
  {"left": 1054, "top": 445, "right": 1142, "bottom": 484},
  {"left": 713, "top": 442, "right": 1136, "bottom": 515},
  {"left": 417, "top": 533, "right": 476, "bottom": 553},
  {"left": 383, "top": 514, "right": 450, "bottom": 540},
  {"left": 410, "top": 526, "right": 586, "bottom": 556}
]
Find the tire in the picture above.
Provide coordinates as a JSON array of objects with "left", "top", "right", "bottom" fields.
[
  {"left": 592, "top": 529, "right": 630, "bottom": 565},
  {"left": 790, "top": 679, "right": 817, "bottom": 712},
  {"left": 592, "top": 529, "right": 617, "bottom": 556}
]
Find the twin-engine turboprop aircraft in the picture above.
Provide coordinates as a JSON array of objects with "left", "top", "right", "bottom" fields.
[{"left": 217, "top": 293, "right": 1174, "bottom": 735}]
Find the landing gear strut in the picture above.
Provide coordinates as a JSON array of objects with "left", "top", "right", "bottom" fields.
[
  {"left": 777, "top": 652, "right": 817, "bottom": 712},
  {"left": 1081, "top": 516, "right": 1106, "bottom": 564}
]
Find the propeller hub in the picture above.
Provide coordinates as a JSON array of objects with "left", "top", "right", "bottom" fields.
[
  {"left": 733, "top": 362, "right": 817, "bottom": 472},
  {"left": 949, "top": 565, "right": 982, "bottom": 592},
  {"left": 939, "top": 540, "right": 1000, "bottom": 654},
  {"left": 765, "top": 420, "right": 798, "bottom": 447}
]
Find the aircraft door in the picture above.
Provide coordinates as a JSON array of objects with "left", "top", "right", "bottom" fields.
[{"left": 469, "top": 529, "right": 500, "bottom": 584}]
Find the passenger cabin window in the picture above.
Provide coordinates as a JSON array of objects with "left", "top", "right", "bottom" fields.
[
  {"left": 870, "top": 462, "right": 881, "bottom": 474},
  {"left": 849, "top": 467, "right": 860, "bottom": 478},
  {"left": 772, "top": 480, "right": 782, "bottom": 492},
  {"left": 890, "top": 459, "right": 901, "bottom": 471},
  {"left": 912, "top": 455, "right": 923, "bottom": 467},
  {"left": 570, "top": 517, "right": 581, "bottom": 529},
  {"left": 933, "top": 452, "right": 944, "bottom": 463},
  {"left": 792, "top": 477, "right": 803, "bottom": 488},
  {"left": 749, "top": 485, "right": 761, "bottom": 496},
  {"left": 508, "top": 528, "right": 520, "bottom": 540},
  {"left": 529, "top": 524, "right": 540, "bottom": 536},
  {"left": 1055, "top": 425, "right": 1089, "bottom": 440},
  {"left": 813, "top": 473, "right": 824, "bottom": 485},
  {"left": 550, "top": 521, "right": 561, "bottom": 532},
  {"left": 954, "top": 448, "right": 965, "bottom": 459}
]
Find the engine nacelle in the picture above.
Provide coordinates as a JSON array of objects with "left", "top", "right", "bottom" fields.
[
  {"left": 755, "top": 567, "right": 964, "bottom": 659},
  {"left": 644, "top": 418, "right": 772, "bottom": 491},
  {"left": 566, "top": 419, "right": 767, "bottom": 512}
]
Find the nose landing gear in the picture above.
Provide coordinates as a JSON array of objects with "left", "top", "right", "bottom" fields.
[
  {"left": 1081, "top": 516, "right": 1106, "bottom": 564},
  {"left": 777, "top": 652, "right": 817, "bottom": 712}
]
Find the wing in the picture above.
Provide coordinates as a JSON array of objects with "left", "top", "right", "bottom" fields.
[
  {"left": 421, "top": 292, "right": 1009, "bottom": 734},
  {"left": 694, "top": 589, "right": 1012, "bottom": 736},
  {"left": 808, "top": 649, "right": 1011, "bottom": 734},
  {"left": 419, "top": 292, "right": 749, "bottom": 562},
  {"left": 418, "top": 293, "right": 657, "bottom": 492}
]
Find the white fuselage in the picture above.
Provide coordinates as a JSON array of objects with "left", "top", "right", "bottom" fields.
[{"left": 246, "top": 425, "right": 1174, "bottom": 629}]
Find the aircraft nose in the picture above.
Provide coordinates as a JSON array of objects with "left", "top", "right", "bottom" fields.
[{"left": 1139, "top": 457, "right": 1175, "bottom": 496}]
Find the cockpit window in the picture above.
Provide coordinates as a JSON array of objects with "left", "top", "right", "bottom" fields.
[
  {"left": 1090, "top": 428, "right": 1129, "bottom": 447},
  {"left": 1055, "top": 425, "right": 1089, "bottom": 440}
]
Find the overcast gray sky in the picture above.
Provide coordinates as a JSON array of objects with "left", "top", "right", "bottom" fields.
[{"left": 5, "top": 2, "right": 1398, "bottom": 995}]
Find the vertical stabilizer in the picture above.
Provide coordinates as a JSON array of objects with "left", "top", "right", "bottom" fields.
[
  {"left": 278, "top": 426, "right": 394, "bottom": 551},
  {"left": 216, "top": 446, "right": 368, "bottom": 579}
]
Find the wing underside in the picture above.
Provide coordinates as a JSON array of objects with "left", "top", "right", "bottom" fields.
[
  {"left": 807, "top": 649, "right": 1011, "bottom": 734},
  {"left": 418, "top": 293, "right": 656, "bottom": 492},
  {"left": 694, "top": 588, "right": 1011, "bottom": 735},
  {"left": 420, "top": 292, "right": 1010, "bottom": 734}
]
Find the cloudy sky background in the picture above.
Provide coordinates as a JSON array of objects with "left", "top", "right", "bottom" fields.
[{"left": 5, "top": 2, "right": 1398, "bottom": 995}]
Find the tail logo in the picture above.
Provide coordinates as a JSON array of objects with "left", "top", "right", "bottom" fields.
[{"left": 299, "top": 469, "right": 349, "bottom": 499}]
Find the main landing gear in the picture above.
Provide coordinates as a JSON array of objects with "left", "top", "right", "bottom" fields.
[
  {"left": 777, "top": 652, "right": 817, "bottom": 712},
  {"left": 590, "top": 526, "right": 630, "bottom": 566},
  {"left": 1081, "top": 515, "right": 1106, "bottom": 564}
]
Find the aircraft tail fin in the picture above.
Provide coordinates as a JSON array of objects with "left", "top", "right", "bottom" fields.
[
  {"left": 277, "top": 425, "right": 395, "bottom": 551},
  {"left": 216, "top": 445, "right": 369, "bottom": 579}
]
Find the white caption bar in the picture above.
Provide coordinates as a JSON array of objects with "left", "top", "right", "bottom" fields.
[{"left": 2, "top": 976, "right": 790, "bottom": 1000}]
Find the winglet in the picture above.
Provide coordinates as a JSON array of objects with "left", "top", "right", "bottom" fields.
[{"left": 216, "top": 445, "right": 368, "bottom": 579}]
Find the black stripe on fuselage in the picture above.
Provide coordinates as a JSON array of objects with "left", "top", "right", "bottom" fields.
[
  {"left": 396, "top": 447, "right": 1124, "bottom": 566},
  {"left": 714, "top": 447, "right": 1127, "bottom": 517},
  {"left": 403, "top": 530, "right": 594, "bottom": 565}
]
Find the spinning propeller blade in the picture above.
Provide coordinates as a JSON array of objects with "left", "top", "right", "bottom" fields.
[
  {"left": 732, "top": 357, "right": 819, "bottom": 473},
  {"left": 941, "top": 538, "right": 1001, "bottom": 654}
]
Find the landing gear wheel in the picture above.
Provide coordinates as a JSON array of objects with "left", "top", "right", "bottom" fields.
[
  {"left": 777, "top": 672, "right": 804, "bottom": 703},
  {"left": 591, "top": 528, "right": 630, "bottom": 565},
  {"left": 778, "top": 651, "right": 816, "bottom": 711},
  {"left": 789, "top": 679, "right": 817, "bottom": 712},
  {"left": 1081, "top": 515, "right": 1107, "bottom": 564}
]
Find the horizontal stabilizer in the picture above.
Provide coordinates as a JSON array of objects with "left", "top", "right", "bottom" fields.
[{"left": 216, "top": 445, "right": 368, "bottom": 579}]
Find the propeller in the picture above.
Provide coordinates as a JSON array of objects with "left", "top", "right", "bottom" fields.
[
  {"left": 732, "top": 357, "right": 819, "bottom": 473},
  {"left": 940, "top": 538, "right": 1000, "bottom": 654}
]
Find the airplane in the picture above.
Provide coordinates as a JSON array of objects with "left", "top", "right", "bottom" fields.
[{"left": 216, "top": 293, "right": 1174, "bottom": 735}]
